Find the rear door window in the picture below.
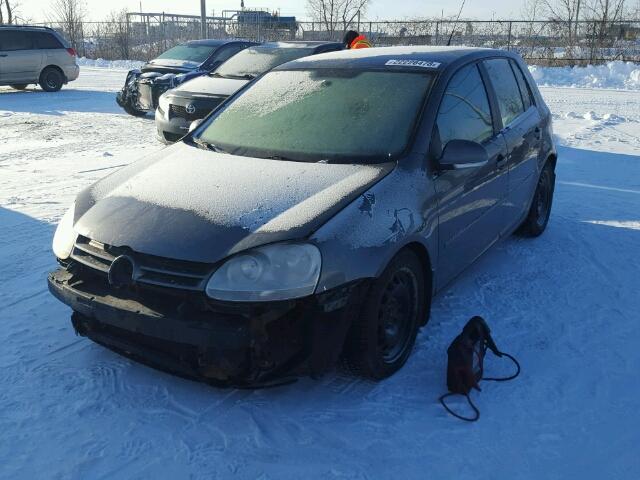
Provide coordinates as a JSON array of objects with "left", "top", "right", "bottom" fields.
[
  {"left": 0, "top": 30, "right": 33, "bottom": 51},
  {"left": 484, "top": 58, "right": 525, "bottom": 127},
  {"left": 510, "top": 60, "right": 534, "bottom": 110},
  {"left": 436, "top": 63, "right": 494, "bottom": 150},
  {"left": 31, "top": 32, "right": 63, "bottom": 49}
]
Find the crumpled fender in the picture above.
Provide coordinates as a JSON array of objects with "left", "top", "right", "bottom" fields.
[{"left": 116, "top": 69, "right": 142, "bottom": 107}]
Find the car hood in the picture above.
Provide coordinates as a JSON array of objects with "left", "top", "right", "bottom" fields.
[
  {"left": 144, "top": 59, "right": 200, "bottom": 71},
  {"left": 171, "top": 75, "right": 249, "bottom": 97},
  {"left": 73, "top": 143, "right": 394, "bottom": 264}
]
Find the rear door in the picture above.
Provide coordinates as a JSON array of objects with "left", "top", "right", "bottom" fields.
[
  {"left": 32, "top": 31, "right": 66, "bottom": 68},
  {"left": 433, "top": 63, "right": 509, "bottom": 286},
  {"left": 483, "top": 58, "right": 542, "bottom": 229},
  {"left": 0, "top": 30, "right": 43, "bottom": 82}
]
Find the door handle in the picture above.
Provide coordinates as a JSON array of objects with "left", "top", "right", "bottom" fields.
[{"left": 0, "top": 54, "right": 8, "bottom": 57}]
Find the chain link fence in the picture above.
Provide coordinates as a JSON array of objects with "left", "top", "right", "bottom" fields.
[{"left": 38, "top": 16, "right": 640, "bottom": 66}]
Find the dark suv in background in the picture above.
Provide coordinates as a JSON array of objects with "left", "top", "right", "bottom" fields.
[
  {"left": 0, "top": 25, "right": 79, "bottom": 92},
  {"left": 116, "top": 39, "right": 257, "bottom": 116},
  {"left": 155, "top": 41, "right": 343, "bottom": 143}
]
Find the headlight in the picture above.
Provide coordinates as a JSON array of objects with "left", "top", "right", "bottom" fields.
[
  {"left": 52, "top": 204, "right": 77, "bottom": 260},
  {"left": 206, "top": 243, "right": 322, "bottom": 302},
  {"left": 158, "top": 93, "right": 171, "bottom": 113}
]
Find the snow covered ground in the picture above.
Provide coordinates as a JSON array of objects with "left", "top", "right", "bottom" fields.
[{"left": 1, "top": 67, "right": 640, "bottom": 479}]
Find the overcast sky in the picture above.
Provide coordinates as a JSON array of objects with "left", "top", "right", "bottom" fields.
[{"left": 19, "top": 0, "right": 528, "bottom": 23}]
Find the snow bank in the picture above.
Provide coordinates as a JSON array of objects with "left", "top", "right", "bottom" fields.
[
  {"left": 77, "top": 57, "right": 145, "bottom": 70},
  {"left": 528, "top": 61, "right": 640, "bottom": 90}
]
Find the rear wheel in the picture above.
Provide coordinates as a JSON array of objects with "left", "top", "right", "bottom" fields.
[
  {"left": 39, "top": 67, "right": 64, "bottom": 92},
  {"left": 517, "top": 161, "right": 556, "bottom": 237},
  {"left": 10, "top": 84, "right": 29, "bottom": 90},
  {"left": 344, "top": 250, "right": 426, "bottom": 380}
]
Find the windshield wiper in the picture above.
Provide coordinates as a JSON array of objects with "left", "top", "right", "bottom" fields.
[
  {"left": 214, "top": 73, "right": 256, "bottom": 80},
  {"left": 264, "top": 154, "right": 301, "bottom": 162},
  {"left": 192, "top": 138, "right": 229, "bottom": 154}
]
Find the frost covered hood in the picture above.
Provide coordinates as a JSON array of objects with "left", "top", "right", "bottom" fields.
[
  {"left": 171, "top": 75, "right": 249, "bottom": 97},
  {"left": 73, "top": 142, "right": 393, "bottom": 263}
]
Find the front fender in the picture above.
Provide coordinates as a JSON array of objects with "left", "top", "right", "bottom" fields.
[{"left": 311, "top": 161, "right": 439, "bottom": 293}]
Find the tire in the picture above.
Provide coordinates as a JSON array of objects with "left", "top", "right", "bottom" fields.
[
  {"left": 10, "top": 84, "right": 29, "bottom": 90},
  {"left": 344, "top": 249, "right": 427, "bottom": 380},
  {"left": 39, "top": 67, "right": 64, "bottom": 92},
  {"left": 517, "top": 161, "right": 556, "bottom": 237},
  {"left": 122, "top": 100, "right": 148, "bottom": 117}
]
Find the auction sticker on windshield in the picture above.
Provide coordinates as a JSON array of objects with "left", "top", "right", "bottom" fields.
[{"left": 385, "top": 60, "right": 441, "bottom": 68}]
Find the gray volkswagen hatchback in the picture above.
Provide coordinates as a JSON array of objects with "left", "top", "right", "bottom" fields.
[{"left": 48, "top": 47, "right": 556, "bottom": 386}]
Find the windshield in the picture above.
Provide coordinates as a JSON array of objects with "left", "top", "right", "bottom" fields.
[
  {"left": 155, "top": 44, "right": 216, "bottom": 63},
  {"left": 194, "top": 69, "right": 433, "bottom": 163},
  {"left": 213, "top": 46, "right": 316, "bottom": 79}
]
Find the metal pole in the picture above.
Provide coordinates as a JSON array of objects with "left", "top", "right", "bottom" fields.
[{"left": 200, "top": 0, "right": 207, "bottom": 39}]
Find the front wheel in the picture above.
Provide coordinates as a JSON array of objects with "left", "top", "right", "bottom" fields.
[
  {"left": 517, "top": 161, "right": 556, "bottom": 237},
  {"left": 39, "top": 67, "right": 64, "bottom": 92},
  {"left": 344, "top": 250, "right": 427, "bottom": 380}
]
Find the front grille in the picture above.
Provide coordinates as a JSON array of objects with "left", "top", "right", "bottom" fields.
[
  {"left": 70, "top": 235, "right": 213, "bottom": 291},
  {"left": 169, "top": 97, "right": 224, "bottom": 121},
  {"left": 169, "top": 104, "right": 207, "bottom": 121}
]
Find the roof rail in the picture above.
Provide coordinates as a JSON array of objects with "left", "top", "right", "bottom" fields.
[{"left": 0, "top": 24, "right": 55, "bottom": 31}]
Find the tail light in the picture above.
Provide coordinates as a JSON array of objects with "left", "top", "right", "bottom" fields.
[{"left": 67, "top": 48, "right": 77, "bottom": 57}]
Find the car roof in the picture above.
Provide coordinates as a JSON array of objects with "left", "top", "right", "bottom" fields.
[
  {"left": 275, "top": 46, "right": 516, "bottom": 72},
  {"left": 185, "top": 39, "right": 249, "bottom": 47},
  {"left": 0, "top": 25, "right": 58, "bottom": 33},
  {"left": 256, "top": 41, "right": 343, "bottom": 51}
]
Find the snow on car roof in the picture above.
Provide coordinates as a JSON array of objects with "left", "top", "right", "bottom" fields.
[{"left": 277, "top": 46, "right": 506, "bottom": 71}]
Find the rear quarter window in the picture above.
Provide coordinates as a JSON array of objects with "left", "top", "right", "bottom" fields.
[{"left": 31, "top": 32, "right": 63, "bottom": 49}]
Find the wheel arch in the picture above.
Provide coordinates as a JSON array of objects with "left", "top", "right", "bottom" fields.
[{"left": 40, "top": 65, "right": 67, "bottom": 83}]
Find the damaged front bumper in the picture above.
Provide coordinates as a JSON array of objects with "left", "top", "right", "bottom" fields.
[
  {"left": 116, "top": 70, "right": 172, "bottom": 113},
  {"left": 48, "top": 267, "right": 367, "bottom": 387}
]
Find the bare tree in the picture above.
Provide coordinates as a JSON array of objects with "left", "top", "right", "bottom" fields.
[
  {"left": 306, "top": 0, "right": 372, "bottom": 40},
  {"left": 1, "top": 0, "right": 19, "bottom": 24},
  {"left": 50, "top": 0, "right": 86, "bottom": 51},
  {"left": 542, "top": 0, "right": 582, "bottom": 45}
]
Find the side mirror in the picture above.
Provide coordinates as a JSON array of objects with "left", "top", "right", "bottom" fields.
[
  {"left": 189, "top": 119, "right": 203, "bottom": 133},
  {"left": 439, "top": 139, "right": 489, "bottom": 170}
]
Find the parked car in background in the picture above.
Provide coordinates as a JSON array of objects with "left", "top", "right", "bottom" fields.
[
  {"left": 116, "top": 39, "right": 257, "bottom": 116},
  {"left": 0, "top": 25, "right": 79, "bottom": 92},
  {"left": 155, "top": 41, "right": 344, "bottom": 143},
  {"left": 49, "top": 47, "right": 556, "bottom": 386}
]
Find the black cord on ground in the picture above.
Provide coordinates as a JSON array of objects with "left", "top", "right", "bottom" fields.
[
  {"left": 482, "top": 352, "right": 521, "bottom": 382},
  {"left": 439, "top": 393, "right": 480, "bottom": 422}
]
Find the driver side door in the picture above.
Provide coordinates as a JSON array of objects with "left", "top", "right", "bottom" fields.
[{"left": 432, "top": 63, "right": 509, "bottom": 288}]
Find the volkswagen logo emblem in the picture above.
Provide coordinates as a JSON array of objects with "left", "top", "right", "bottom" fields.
[
  {"left": 108, "top": 255, "right": 135, "bottom": 288},
  {"left": 185, "top": 103, "right": 196, "bottom": 115}
]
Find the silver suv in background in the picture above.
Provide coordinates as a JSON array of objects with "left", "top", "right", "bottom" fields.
[{"left": 0, "top": 25, "right": 79, "bottom": 92}]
